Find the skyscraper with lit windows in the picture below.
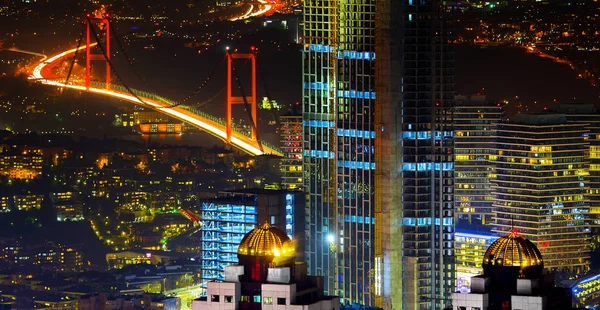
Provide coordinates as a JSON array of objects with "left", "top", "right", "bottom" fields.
[
  {"left": 303, "top": 0, "right": 454, "bottom": 308},
  {"left": 559, "top": 103, "right": 600, "bottom": 244},
  {"left": 280, "top": 110, "right": 303, "bottom": 190},
  {"left": 375, "top": 1, "right": 455, "bottom": 310},
  {"left": 454, "top": 94, "right": 502, "bottom": 227},
  {"left": 492, "top": 114, "right": 590, "bottom": 276},
  {"left": 453, "top": 95, "right": 503, "bottom": 290},
  {"left": 302, "top": 0, "right": 376, "bottom": 306}
]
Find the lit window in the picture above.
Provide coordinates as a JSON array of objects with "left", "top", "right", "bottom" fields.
[
  {"left": 253, "top": 296, "right": 261, "bottom": 303},
  {"left": 224, "top": 296, "right": 233, "bottom": 303},
  {"left": 264, "top": 297, "right": 273, "bottom": 305}
]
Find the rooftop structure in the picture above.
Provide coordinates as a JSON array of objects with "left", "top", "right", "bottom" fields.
[
  {"left": 198, "top": 190, "right": 304, "bottom": 290},
  {"left": 452, "top": 232, "right": 575, "bottom": 310},
  {"left": 192, "top": 224, "right": 339, "bottom": 310}
]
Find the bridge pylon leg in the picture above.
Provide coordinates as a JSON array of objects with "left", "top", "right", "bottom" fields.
[
  {"left": 85, "top": 14, "right": 111, "bottom": 90},
  {"left": 226, "top": 51, "right": 257, "bottom": 145}
]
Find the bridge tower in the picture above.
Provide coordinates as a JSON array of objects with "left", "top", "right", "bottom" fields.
[
  {"left": 226, "top": 50, "right": 257, "bottom": 144},
  {"left": 85, "top": 14, "right": 110, "bottom": 90}
]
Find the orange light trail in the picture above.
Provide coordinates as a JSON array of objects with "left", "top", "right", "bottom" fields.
[{"left": 30, "top": 44, "right": 281, "bottom": 156}]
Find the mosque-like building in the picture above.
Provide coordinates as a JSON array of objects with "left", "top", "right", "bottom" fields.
[
  {"left": 452, "top": 230, "right": 575, "bottom": 310},
  {"left": 192, "top": 222, "right": 339, "bottom": 310}
]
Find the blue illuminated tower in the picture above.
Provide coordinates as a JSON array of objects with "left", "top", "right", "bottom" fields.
[
  {"left": 303, "top": 0, "right": 454, "bottom": 308},
  {"left": 302, "top": 0, "right": 376, "bottom": 306},
  {"left": 375, "top": 1, "right": 455, "bottom": 309}
]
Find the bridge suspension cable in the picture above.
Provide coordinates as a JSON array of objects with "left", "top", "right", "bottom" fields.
[
  {"left": 161, "top": 54, "right": 227, "bottom": 108},
  {"left": 255, "top": 55, "right": 280, "bottom": 127},
  {"left": 63, "top": 25, "right": 86, "bottom": 92},
  {"left": 86, "top": 16, "right": 150, "bottom": 108},
  {"left": 108, "top": 20, "right": 149, "bottom": 87}
]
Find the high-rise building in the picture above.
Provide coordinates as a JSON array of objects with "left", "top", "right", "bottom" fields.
[
  {"left": 303, "top": 0, "right": 454, "bottom": 308},
  {"left": 280, "top": 111, "right": 303, "bottom": 190},
  {"left": 453, "top": 95, "right": 502, "bottom": 291},
  {"left": 559, "top": 104, "right": 600, "bottom": 244},
  {"left": 302, "top": 0, "right": 376, "bottom": 306},
  {"left": 492, "top": 114, "right": 590, "bottom": 276},
  {"left": 454, "top": 94, "right": 502, "bottom": 227},
  {"left": 199, "top": 189, "right": 305, "bottom": 291},
  {"left": 375, "top": 1, "right": 455, "bottom": 310}
]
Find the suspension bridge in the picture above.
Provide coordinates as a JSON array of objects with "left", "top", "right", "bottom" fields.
[{"left": 29, "top": 14, "right": 282, "bottom": 157}]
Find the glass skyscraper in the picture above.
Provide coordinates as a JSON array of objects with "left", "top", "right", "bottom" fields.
[
  {"left": 375, "top": 1, "right": 455, "bottom": 309},
  {"left": 302, "top": 0, "right": 376, "bottom": 306},
  {"left": 303, "top": 0, "right": 454, "bottom": 309}
]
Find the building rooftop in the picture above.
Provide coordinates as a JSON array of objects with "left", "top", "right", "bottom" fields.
[{"left": 510, "top": 113, "right": 568, "bottom": 125}]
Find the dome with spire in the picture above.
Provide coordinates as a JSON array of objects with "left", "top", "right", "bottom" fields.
[
  {"left": 237, "top": 222, "right": 295, "bottom": 258},
  {"left": 482, "top": 230, "right": 543, "bottom": 274}
]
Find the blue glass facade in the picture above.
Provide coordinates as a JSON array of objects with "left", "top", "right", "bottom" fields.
[{"left": 200, "top": 202, "right": 256, "bottom": 289}]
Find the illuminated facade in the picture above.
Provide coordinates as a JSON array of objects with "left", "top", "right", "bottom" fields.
[
  {"left": 0, "top": 196, "right": 9, "bottom": 213},
  {"left": 559, "top": 104, "right": 600, "bottom": 244},
  {"left": 13, "top": 194, "right": 44, "bottom": 211},
  {"left": 453, "top": 95, "right": 502, "bottom": 292},
  {"left": 302, "top": 0, "right": 376, "bottom": 305},
  {"left": 454, "top": 94, "right": 502, "bottom": 226},
  {"left": 375, "top": 1, "right": 455, "bottom": 309},
  {"left": 51, "top": 191, "right": 84, "bottom": 222},
  {"left": 280, "top": 112, "right": 302, "bottom": 190},
  {"left": 118, "top": 110, "right": 171, "bottom": 127},
  {"left": 199, "top": 190, "right": 304, "bottom": 291},
  {"left": 199, "top": 199, "right": 257, "bottom": 288},
  {"left": 572, "top": 273, "right": 600, "bottom": 309},
  {"left": 0, "top": 153, "right": 43, "bottom": 180},
  {"left": 492, "top": 114, "right": 590, "bottom": 275},
  {"left": 303, "top": 0, "right": 455, "bottom": 307},
  {"left": 454, "top": 231, "right": 497, "bottom": 294}
]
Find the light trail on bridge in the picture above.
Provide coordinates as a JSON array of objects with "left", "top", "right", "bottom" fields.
[
  {"left": 30, "top": 44, "right": 281, "bottom": 156},
  {"left": 3, "top": 47, "right": 47, "bottom": 62}
]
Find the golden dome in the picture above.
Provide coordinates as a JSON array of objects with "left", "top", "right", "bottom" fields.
[
  {"left": 483, "top": 231, "right": 543, "bottom": 269},
  {"left": 237, "top": 222, "right": 295, "bottom": 257}
]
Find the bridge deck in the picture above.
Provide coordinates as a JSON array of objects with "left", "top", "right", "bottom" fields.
[{"left": 30, "top": 45, "right": 282, "bottom": 157}]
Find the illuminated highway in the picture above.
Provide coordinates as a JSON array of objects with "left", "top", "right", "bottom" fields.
[
  {"left": 3, "top": 47, "right": 47, "bottom": 61},
  {"left": 230, "top": 0, "right": 273, "bottom": 21},
  {"left": 30, "top": 45, "right": 282, "bottom": 156}
]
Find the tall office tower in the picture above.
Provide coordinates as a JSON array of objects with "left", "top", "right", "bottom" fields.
[
  {"left": 302, "top": 0, "right": 376, "bottom": 306},
  {"left": 453, "top": 95, "right": 502, "bottom": 290},
  {"left": 454, "top": 94, "right": 502, "bottom": 228},
  {"left": 375, "top": 1, "right": 455, "bottom": 309},
  {"left": 493, "top": 114, "right": 590, "bottom": 276},
  {"left": 560, "top": 104, "right": 600, "bottom": 242},
  {"left": 280, "top": 110, "right": 303, "bottom": 190}
]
